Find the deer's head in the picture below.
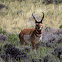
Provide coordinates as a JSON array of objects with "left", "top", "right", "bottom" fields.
[{"left": 32, "top": 12, "right": 44, "bottom": 31}]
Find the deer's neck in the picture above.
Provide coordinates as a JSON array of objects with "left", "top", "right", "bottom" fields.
[
  {"left": 35, "top": 29, "right": 41, "bottom": 34},
  {"left": 33, "top": 30, "right": 41, "bottom": 38}
]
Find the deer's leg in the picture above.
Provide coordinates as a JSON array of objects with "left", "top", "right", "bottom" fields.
[
  {"left": 20, "top": 37, "right": 25, "bottom": 45},
  {"left": 31, "top": 41, "right": 35, "bottom": 49},
  {"left": 19, "top": 34, "right": 25, "bottom": 45},
  {"left": 36, "top": 43, "right": 39, "bottom": 50},
  {"left": 25, "top": 42, "right": 29, "bottom": 45}
]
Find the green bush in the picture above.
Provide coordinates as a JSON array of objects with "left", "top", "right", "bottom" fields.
[
  {"left": 0, "top": 27, "right": 2, "bottom": 34},
  {"left": 59, "top": 25, "right": 62, "bottom": 29},
  {"left": 0, "top": 27, "right": 6, "bottom": 34},
  {"left": 0, "top": 0, "right": 23, "bottom": 2},
  {"left": 2, "top": 30, "right": 7, "bottom": 35},
  {"left": 8, "top": 34, "right": 19, "bottom": 42},
  {"left": 42, "top": 0, "right": 62, "bottom": 4},
  {"left": 54, "top": 0, "right": 62, "bottom": 4}
]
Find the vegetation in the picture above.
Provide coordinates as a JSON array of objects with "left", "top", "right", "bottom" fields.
[
  {"left": 0, "top": 0, "right": 62, "bottom": 62},
  {"left": 59, "top": 24, "right": 62, "bottom": 29},
  {"left": 0, "top": 27, "right": 6, "bottom": 34},
  {"left": 0, "top": 27, "right": 62, "bottom": 62},
  {"left": 0, "top": 0, "right": 62, "bottom": 33},
  {"left": 0, "top": 27, "right": 2, "bottom": 34},
  {"left": 7, "top": 34, "right": 19, "bottom": 45},
  {"left": 42, "top": 0, "right": 62, "bottom": 4}
]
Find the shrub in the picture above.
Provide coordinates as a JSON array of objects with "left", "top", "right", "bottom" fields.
[
  {"left": 43, "top": 54, "right": 60, "bottom": 62},
  {"left": 18, "top": 0, "right": 23, "bottom": 2},
  {"left": 1, "top": 44, "right": 27, "bottom": 62},
  {"left": 0, "top": 27, "right": 2, "bottom": 34},
  {"left": 8, "top": 34, "right": 19, "bottom": 42},
  {"left": 54, "top": 0, "right": 62, "bottom": 4},
  {"left": 0, "top": 34, "right": 7, "bottom": 41},
  {"left": 42, "top": 0, "right": 53, "bottom": 4},
  {"left": 42, "top": 27, "right": 62, "bottom": 47},
  {"left": 0, "top": 27, "right": 6, "bottom": 35},
  {"left": 2, "top": 31, "right": 6, "bottom": 35},
  {"left": 42, "top": 0, "right": 62, "bottom": 4},
  {"left": 0, "top": 4, "right": 8, "bottom": 9},
  {"left": 59, "top": 25, "right": 62, "bottom": 29},
  {"left": 53, "top": 46, "right": 62, "bottom": 59}
]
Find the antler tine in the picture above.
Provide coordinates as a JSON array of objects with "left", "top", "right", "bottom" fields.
[
  {"left": 41, "top": 12, "right": 44, "bottom": 23},
  {"left": 32, "top": 13, "right": 36, "bottom": 20},
  {"left": 32, "top": 13, "right": 37, "bottom": 23}
]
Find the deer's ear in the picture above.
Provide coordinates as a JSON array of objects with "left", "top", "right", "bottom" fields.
[{"left": 40, "top": 12, "right": 44, "bottom": 23}]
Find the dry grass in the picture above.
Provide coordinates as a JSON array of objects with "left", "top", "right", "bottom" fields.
[{"left": 0, "top": 0, "right": 62, "bottom": 33}]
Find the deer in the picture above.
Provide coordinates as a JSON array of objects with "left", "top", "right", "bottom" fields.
[{"left": 19, "top": 12, "right": 44, "bottom": 50}]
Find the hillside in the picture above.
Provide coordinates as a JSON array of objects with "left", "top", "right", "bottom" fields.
[{"left": 0, "top": 0, "right": 62, "bottom": 33}]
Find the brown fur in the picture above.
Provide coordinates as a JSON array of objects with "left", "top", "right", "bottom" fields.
[
  {"left": 19, "top": 27, "right": 42, "bottom": 50},
  {"left": 19, "top": 12, "right": 44, "bottom": 50}
]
